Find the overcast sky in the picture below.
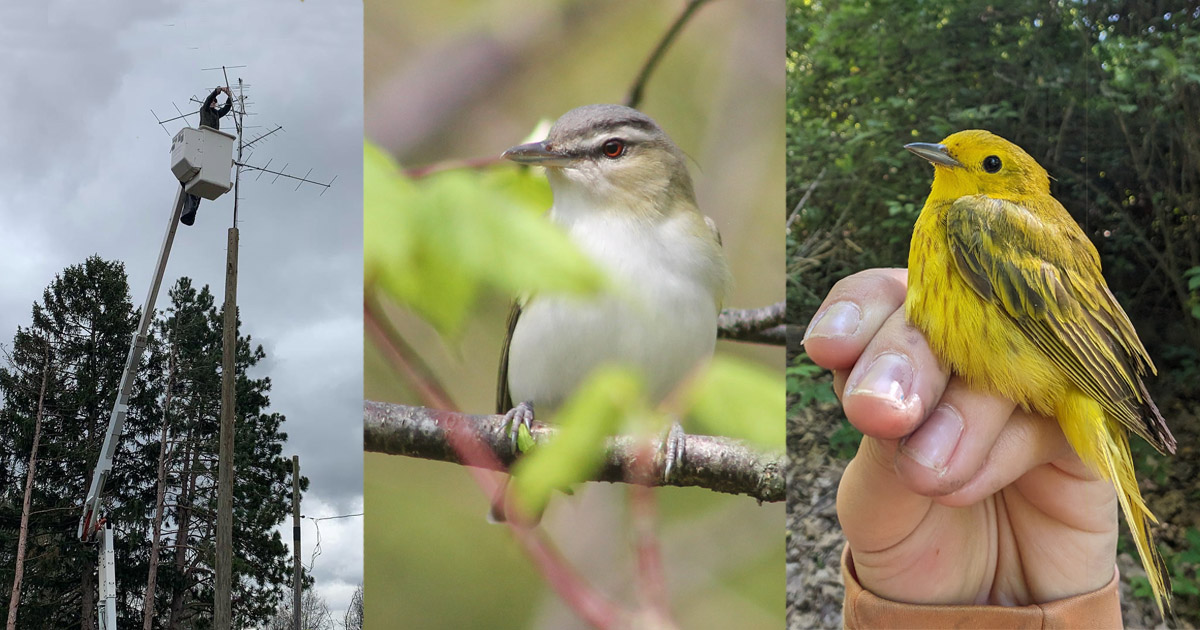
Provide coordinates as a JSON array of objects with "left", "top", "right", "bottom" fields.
[{"left": 0, "top": 1, "right": 363, "bottom": 621}]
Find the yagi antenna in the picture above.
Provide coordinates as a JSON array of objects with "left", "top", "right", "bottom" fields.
[
  {"left": 242, "top": 124, "right": 282, "bottom": 150},
  {"left": 235, "top": 161, "right": 336, "bottom": 196}
]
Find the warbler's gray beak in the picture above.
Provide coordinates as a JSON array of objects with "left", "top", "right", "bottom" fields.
[
  {"left": 904, "top": 142, "right": 962, "bottom": 168},
  {"left": 501, "top": 141, "right": 576, "bottom": 168}
]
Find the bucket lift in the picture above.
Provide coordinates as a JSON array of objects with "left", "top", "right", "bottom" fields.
[
  {"left": 171, "top": 127, "right": 237, "bottom": 199},
  {"left": 78, "top": 126, "right": 233, "bottom": 630}
]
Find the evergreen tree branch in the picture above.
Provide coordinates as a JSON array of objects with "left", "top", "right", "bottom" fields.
[{"left": 363, "top": 400, "right": 784, "bottom": 503}]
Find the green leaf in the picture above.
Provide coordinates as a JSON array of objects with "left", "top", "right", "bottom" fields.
[
  {"left": 1130, "top": 575, "right": 1152, "bottom": 598},
  {"left": 509, "top": 367, "right": 645, "bottom": 515},
  {"left": 516, "top": 423, "right": 535, "bottom": 453},
  {"left": 684, "top": 355, "right": 785, "bottom": 448},
  {"left": 787, "top": 353, "right": 837, "bottom": 407},
  {"left": 1185, "top": 266, "right": 1200, "bottom": 291},
  {"left": 363, "top": 141, "right": 606, "bottom": 338},
  {"left": 1173, "top": 578, "right": 1199, "bottom": 596}
]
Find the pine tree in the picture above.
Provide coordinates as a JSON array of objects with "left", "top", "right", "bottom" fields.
[
  {"left": 0, "top": 256, "right": 138, "bottom": 630},
  {"left": 141, "top": 279, "right": 300, "bottom": 629},
  {"left": 0, "top": 264, "right": 301, "bottom": 629}
]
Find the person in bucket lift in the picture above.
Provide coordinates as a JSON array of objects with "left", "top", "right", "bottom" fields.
[{"left": 180, "top": 86, "right": 234, "bottom": 226}]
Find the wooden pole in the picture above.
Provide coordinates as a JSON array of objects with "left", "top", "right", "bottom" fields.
[
  {"left": 215, "top": 225, "right": 238, "bottom": 629},
  {"left": 215, "top": 79, "right": 245, "bottom": 629},
  {"left": 292, "top": 456, "right": 302, "bottom": 630}
]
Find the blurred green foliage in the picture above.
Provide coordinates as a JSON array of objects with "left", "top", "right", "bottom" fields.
[
  {"left": 786, "top": 353, "right": 837, "bottom": 409},
  {"left": 685, "top": 355, "right": 787, "bottom": 448},
  {"left": 1130, "top": 527, "right": 1200, "bottom": 600},
  {"left": 363, "top": 141, "right": 604, "bottom": 337},
  {"left": 1170, "top": 528, "right": 1200, "bottom": 597}
]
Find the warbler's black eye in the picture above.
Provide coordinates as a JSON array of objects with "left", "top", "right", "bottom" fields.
[
  {"left": 982, "top": 155, "right": 1002, "bottom": 173},
  {"left": 601, "top": 139, "right": 625, "bottom": 159}
]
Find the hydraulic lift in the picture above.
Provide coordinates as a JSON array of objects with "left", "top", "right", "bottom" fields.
[{"left": 77, "top": 126, "right": 234, "bottom": 629}]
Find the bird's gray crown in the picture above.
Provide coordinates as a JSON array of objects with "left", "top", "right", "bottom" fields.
[{"left": 546, "top": 104, "right": 667, "bottom": 149}]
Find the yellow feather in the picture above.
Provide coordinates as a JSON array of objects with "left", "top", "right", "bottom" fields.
[{"left": 906, "top": 129, "right": 1175, "bottom": 615}]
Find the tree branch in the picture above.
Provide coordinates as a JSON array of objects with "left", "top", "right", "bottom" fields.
[
  {"left": 364, "top": 400, "right": 784, "bottom": 503},
  {"left": 718, "top": 302, "right": 789, "bottom": 346},
  {"left": 785, "top": 167, "right": 826, "bottom": 234},
  {"left": 625, "top": 0, "right": 714, "bottom": 109}
]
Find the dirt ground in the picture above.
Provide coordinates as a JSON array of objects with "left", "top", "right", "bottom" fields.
[
  {"left": 785, "top": 401, "right": 848, "bottom": 630},
  {"left": 785, "top": 394, "right": 1200, "bottom": 629}
]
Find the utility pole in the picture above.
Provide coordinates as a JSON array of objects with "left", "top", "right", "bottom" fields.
[
  {"left": 214, "top": 76, "right": 245, "bottom": 630},
  {"left": 292, "top": 456, "right": 301, "bottom": 630}
]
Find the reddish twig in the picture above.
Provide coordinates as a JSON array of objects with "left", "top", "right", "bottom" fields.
[
  {"left": 403, "top": 155, "right": 504, "bottom": 179},
  {"left": 628, "top": 439, "right": 671, "bottom": 626},
  {"left": 363, "top": 294, "right": 458, "bottom": 411}
]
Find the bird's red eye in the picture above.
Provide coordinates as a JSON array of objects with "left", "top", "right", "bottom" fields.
[{"left": 602, "top": 139, "right": 625, "bottom": 158}]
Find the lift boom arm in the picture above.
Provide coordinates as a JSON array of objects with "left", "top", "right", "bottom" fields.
[{"left": 78, "top": 187, "right": 185, "bottom": 542}]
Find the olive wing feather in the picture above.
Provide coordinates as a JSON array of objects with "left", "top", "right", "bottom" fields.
[
  {"left": 945, "top": 195, "right": 1175, "bottom": 454},
  {"left": 496, "top": 301, "right": 521, "bottom": 414}
]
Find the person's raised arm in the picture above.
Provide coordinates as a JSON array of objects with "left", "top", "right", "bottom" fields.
[{"left": 202, "top": 86, "right": 221, "bottom": 110}]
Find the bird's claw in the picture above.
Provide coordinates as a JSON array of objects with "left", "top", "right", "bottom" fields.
[
  {"left": 503, "top": 401, "right": 535, "bottom": 452},
  {"left": 660, "top": 421, "right": 686, "bottom": 482}
]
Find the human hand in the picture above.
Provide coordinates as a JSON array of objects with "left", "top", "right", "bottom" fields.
[{"left": 804, "top": 268, "right": 1117, "bottom": 606}]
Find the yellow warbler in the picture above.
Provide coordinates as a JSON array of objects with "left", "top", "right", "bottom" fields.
[{"left": 904, "top": 130, "right": 1176, "bottom": 614}]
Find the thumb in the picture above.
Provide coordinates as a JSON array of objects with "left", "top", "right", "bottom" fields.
[{"left": 836, "top": 435, "right": 932, "bottom": 552}]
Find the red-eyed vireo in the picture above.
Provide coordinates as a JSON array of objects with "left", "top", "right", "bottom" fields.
[{"left": 494, "top": 105, "right": 732, "bottom": 519}]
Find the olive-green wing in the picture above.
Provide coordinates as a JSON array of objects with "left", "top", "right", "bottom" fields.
[
  {"left": 495, "top": 301, "right": 521, "bottom": 414},
  {"left": 945, "top": 195, "right": 1175, "bottom": 454}
]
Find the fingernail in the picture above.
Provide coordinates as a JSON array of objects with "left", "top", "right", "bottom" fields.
[
  {"left": 804, "top": 301, "right": 862, "bottom": 342},
  {"left": 900, "top": 404, "right": 964, "bottom": 474},
  {"left": 845, "top": 351, "right": 914, "bottom": 405}
]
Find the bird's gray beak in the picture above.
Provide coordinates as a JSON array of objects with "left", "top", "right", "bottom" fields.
[
  {"left": 904, "top": 142, "right": 962, "bottom": 168},
  {"left": 501, "top": 141, "right": 577, "bottom": 168}
]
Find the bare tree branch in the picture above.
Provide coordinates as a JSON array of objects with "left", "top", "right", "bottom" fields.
[
  {"left": 625, "top": 0, "right": 715, "bottom": 109},
  {"left": 364, "top": 400, "right": 784, "bottom": 503},
  {"left": 718, "top": 302, "right": 790, "bottom": 346},
  {"left": 785, "top": 167, "right": 826, "bottom": 234}
]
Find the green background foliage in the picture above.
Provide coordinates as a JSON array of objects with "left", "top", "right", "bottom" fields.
[{"left": 787, "top": 0, "right": 1200, "bottom": 626}]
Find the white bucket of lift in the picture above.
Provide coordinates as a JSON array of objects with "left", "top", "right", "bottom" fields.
[{"left": 170, "top": 127, "right": 235, "bottom": 200}]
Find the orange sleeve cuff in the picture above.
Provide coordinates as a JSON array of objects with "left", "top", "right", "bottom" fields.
[{"left": 841, "top": 545, "right": 1122, "bottom": 629}]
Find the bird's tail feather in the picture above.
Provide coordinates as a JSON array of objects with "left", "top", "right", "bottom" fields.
[{"left": 1060, "top": 390, "right": 1170, "bottom": 616}]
